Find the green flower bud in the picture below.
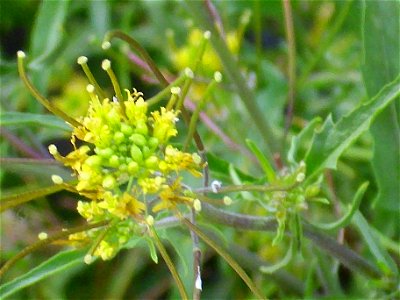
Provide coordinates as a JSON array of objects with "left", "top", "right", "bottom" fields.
[
  {"left": 130, "top": 133, "right": 147, "bottom": 146},
  {"left": 305, "top": 185, "right": 320, "bottom": 198},
  {"left": 85, "top": 155, "right": 102, "bottom": 167},
  {"left": 114, "top": 131, "right": 125, "bottom": 144},
  {"left": 148, "top": 137, "right": 159, "bottom": 150},
  {"left": 128, "top": 161, "right": 139, "bottom": 174},
  {"left": 121, "top": 123, "right": 133, "bottom": 136},
  {"left": 145, "top": 156, "right": 158, "bottom": 169},
  {"left": 109, "top": 155, "right": 120, "bottom": 167},
  {"left": 130, "top": 145, "right": 143, "bottom": 162},
  {"left": 102, "top": 175, "right": 116, "bottom": 189},
  {"left": 142, "top": 146, "right": 151, "bottom": 158},
  {"left": 97, "top": 148, "right": 113, "bottom": 159},
  {"left": 134, "top": 121, "right": 148, "bottom": 136}
]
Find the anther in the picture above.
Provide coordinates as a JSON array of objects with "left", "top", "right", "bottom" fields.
[
  {"left": 102, "top": 41, "right": 111, "bottom": 50},
  {"left": 17, "top": 50, "right": 26, "bottom": 58},
  {"left": 170, "top": 87, "right": 181, "bottom": 95},
  {"left": 77, "top": 56, "right": 88, "bottom": 65},
  {"left": 203, "top": 31, "right": 211, "bottom": 39},
  {"left": 38, "top": 232, "right": 48, "bottom": 240},
  {"left": 214, "top": 71, "right": 222, "bottom": 82},
  {"left": 51, "top": 175, "right": 64, "bottom": 184},
  {"left": 184, "top": 68, "right": 194, "bottom": 79},
  {"left": 101, "top": 59, "right": 111, "bottom": 70}
]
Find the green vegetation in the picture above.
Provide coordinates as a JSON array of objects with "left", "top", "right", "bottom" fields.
[{"left": 1, "top": 1, "right": 399, "bottom": 299}]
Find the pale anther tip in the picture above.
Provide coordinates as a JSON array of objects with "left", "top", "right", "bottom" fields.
[
  {"left": 102, "top": 59, "right": 111, "bottom": 70},
  {"left": 203, "top": 31, "right": 211, "bottom": 39},
  {"left": 77, "top": 56, "right": 88, "bottom": 65},
  {"left": 184, "top": 68, "right": 194, "bottom": 78},
  {"left": 38, "top": 232, "right": 48, "bottom": 240},
  {"left": 102, "top": 41, "right": 111, "bottom": 50},
  {"left": 84, "top": 254, "right": 93, "bottom": 265},
  {"left": 17, "top": 51, "right": 26, "bottom": 58},
  {"left": 146, "top": 215, "right": 154, "bottom": 226},
  {"left": 51, "top": 175, "right": 64, "bottom": 185},
  {"left": 86, "top": 84, "right": 95, "bottom": 93},
  {"left": 170, "top": 87, "right": 181, "bottom": 95},
  {"left": 214, "top": 71, "right": 222, "bottom": 82},
  {"left": 48, "top": 144, "right": 58, "bottom": 155}
]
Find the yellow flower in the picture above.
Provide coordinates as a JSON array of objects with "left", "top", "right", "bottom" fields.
[{"left": 151, "top": 108, "right": 179, "bottom": 144}]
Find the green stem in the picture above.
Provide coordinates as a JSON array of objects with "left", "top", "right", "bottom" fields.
[
  {"left": 149, "top": 226, "right": 189, "bottom": 300},
  {"left": 146, "top": 72, "right": 188, "bottom": 106},
  {"left": 184, "top": 1, "right": 278, "bottom": 163},
  {"left": 194, "top": 183, "right": 297, "bottom": 194},
  {"left": 104, "top": 30, "right": 169, "bottom": 86},
  {"left": 282, "top": 0, "right": 297, "bottom": 143},
  {"left": 0, "top": 220, "right": 110, "bottom": 277},
  {"left": 17, "top": 51, "right": 81, "bottom": 128},
  {"left": 309, "top": 182, "right": 368, "bottom": 231},
  {"left": 201, "top": 203, "right": 381, "bottom": 278},
  {"left": 181, "top": 217, "right": 266, "bottom": 299},
  {"left": 297, "top": 0, "right": 353, "bottom": 88},
  {"left": 0, "top": 184, "right": 66, "bottom": 212}
]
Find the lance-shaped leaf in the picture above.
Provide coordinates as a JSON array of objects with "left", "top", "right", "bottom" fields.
[
  {"left": 0, "top": 112, "right": 71, "bottom": 131},
  {"left": 305, "top": 76, "right": 400, "bottom": 182}
]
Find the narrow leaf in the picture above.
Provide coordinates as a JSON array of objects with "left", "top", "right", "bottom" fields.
[
  {"left": 0, "top": 112, "right": 71, "bottom": 131},
  {"left": 260, "top": 240, "right": 294, "bottom": 274},
  {"left": 310, "top": 182, "right": 369, "bottom": 231},
  {"left": 305, "top": 76, "right": 400, "bottom": 182},
  {"left": 1, "top": 184, "right": 65, "bottom": 212},
  {"left": 246, "top": 139, "right": 275, "bottom": 182},
  {"left": 0, "top": 248, "right": 86, "bottom": 299},
  {"left": 362, "top": 0, "right": 400, "bottom": 214},
  {"left": 352, "top": 212, "right": 398, "bottom": 277}
]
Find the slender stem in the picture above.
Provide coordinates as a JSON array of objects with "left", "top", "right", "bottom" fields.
[
  {"left": 282, "top": 0, "right": 297, "bottom": 143},
  {"left": 0, "top": 220, "right": 110, "bottom": 277},
  {"left": 297, "top": 0, "right": 353, "bottom": 88},
  {"left": 0, "top": 184, "right": 66, "bottom": 212},
  {"left": 181, "top": 217, "right": 266, "bottom": 299},
  {"left": 104, "top": 30, "right": 169, "bottom": 86},
  {"left": 149, "top": 226, "right": 189, "bottom": 300},
  {"left": 146, "top": 72, "right": 188, "bottom": 106},
  {"left": 0, "top": 157, "right": 61, "bottom": 165},
  {"left": 17, "top": 52, "right": 81, "bottom": 128},
  {"left": 0, "top": 128, "right": 43, "bottom": 159},
  {"left": 184, "top": 0, "right": 278, "bottom": 163},
  {"left": 194, "top": 183, "right": 297, "bottom": 194},
  {"left": 200, "top": 203, "right": 381, "bottom": 279}
]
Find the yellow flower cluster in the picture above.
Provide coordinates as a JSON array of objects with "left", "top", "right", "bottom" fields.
[{"left": 49, "top": 84, "right": 202, "bottom": 259}]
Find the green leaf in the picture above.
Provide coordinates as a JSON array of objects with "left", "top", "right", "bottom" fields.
[
  {"left": 309, "top": 182, "right": 369, "bottom": 231},
  {"left": 352, "top": 212, "right": 398, "bottom": 277},
  {"left": 287, "top": 117, "right": 322, "bottom": 165},
  {"left": 207, "top": 152, "right": 257, "bottom": 182},
  {"left": 1, "top": 184, "right": 66, "bottom": 212},
  {"left": 29, "top": 0, "right": 70, "bottom": 67},
  {"left": 0, "top": 248, "right": 86, "bottom": 299},
  {"left": 246, "top": 139, "right": 275, "bottom": 182},
  {"left": 145, "top": 236, "right": 158, "bottom": 264},
  {"left": 0, "top": 112, "right": 71, "bottom": 131},
  {"left": 305, "top": 76, "right": 400, "bottom": 182},
  {"left": 260, "top": 240, "right": 294, "bottom": 274},
  {"left": 362, "top": 0, "right": 400, "bottom": 214}
]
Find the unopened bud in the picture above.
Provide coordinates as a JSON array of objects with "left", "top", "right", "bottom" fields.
[
  {"left": 223, "top": 196, "right": 232, "bottom": 206},
  {"left": 193, "top": 199, "right": 202, "bottom": 211},
  {"left": 51, "top": 175, "right": 64, "bottom": 185},
  {"left": 38, "top": 232, "right": 48, "bottom": 240},
  {"left": 84, "top": 254, "right": 93, "bottom": 265}
]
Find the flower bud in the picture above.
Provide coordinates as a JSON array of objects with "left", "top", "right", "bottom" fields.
[
  {"left": 130, "top": 145, "right": 143, "bottom": 162},
  {"left": 38, "top": 232, "right": 48, "bottom": 240},
  {"left": 128, "top": 161, "right": 139, "bottom": 174},
  {"left": 145, "top": 156, "right": 158, "bottom": 169},
  {"left": 130, "top": 133, "right": 147, "bottom": 146},
  {"left": 109, "top": 155, "right": 120, "bottom": 167},
  {"left": 114, "top": 131, "right": 125, "bottom": 144},
  {"left": 193, "top": 199, "right": 202, "bottom": 211},
  {"left": 102, "top": 175, "right": 116, "bottom": 189},
  {"left": 51, "top": 175, "right": 64, "bottom": 185},
  {"left": 223, "top": 196, "right": 232, "bottom": 206},
  {"left": 121, "top": 123, "right": 133, "bottom": 135},
  {"left": 134, "top": 121, "right": 148, "bottom": 136},
  {"left": 85, "top": 155, "right": 102, "bottom": 167}
]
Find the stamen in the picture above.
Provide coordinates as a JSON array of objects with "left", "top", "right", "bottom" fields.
[
  {"left": 166, "top": 87, "right": 181, "bottom": 110},
  {"left": 17, "top": 51, "right": 81, "bottom": 128},
  {"left": 101, "top": 59, "right": 126, "bottom": 114},
  {"left": 77, "top": 56, "right": 107, "bottom": 99},
  {"left": 102, "top": 41, "right": 111, "bottom": 50}
]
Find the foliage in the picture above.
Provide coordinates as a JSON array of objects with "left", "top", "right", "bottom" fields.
[{"left": 1, "top": 1, "right": 399, "bottom": 299}]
